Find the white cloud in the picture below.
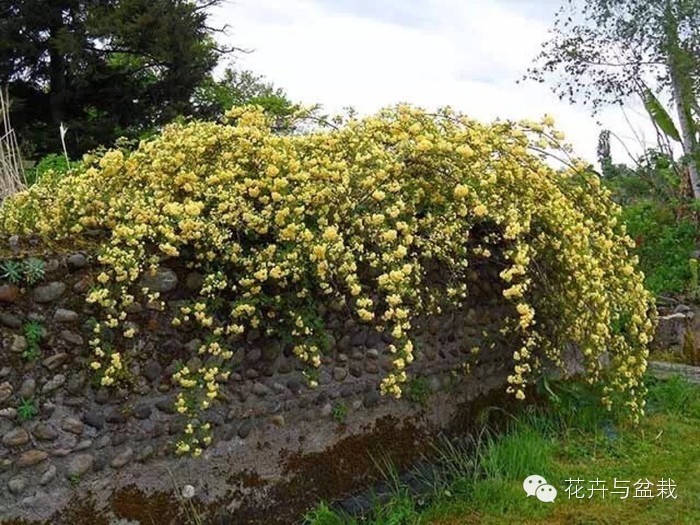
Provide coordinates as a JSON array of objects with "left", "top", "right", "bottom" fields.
[{"left": 212, "top": 0, "right": 657, "bottom": 165}]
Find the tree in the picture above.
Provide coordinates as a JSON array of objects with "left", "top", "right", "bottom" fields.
[
  {"left": 527, "top": 0, "right": 700, "bottom": 199},
  {"left": 0, "top": 0, "right": 229, "bottom": 157},
  {"left": 191, "top": 65, "right": 297, "bottom": 125}
]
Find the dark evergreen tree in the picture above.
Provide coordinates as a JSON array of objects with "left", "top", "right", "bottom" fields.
[{"left": 0, "top": 0, "right": 228, "bottom": 156}]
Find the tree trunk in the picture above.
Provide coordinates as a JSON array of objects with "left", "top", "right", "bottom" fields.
[
  {"left": 664, "top": 1, "right": 700, "bottom": 199},
  {"left": 671, "top": 71, "right": 700, "bottom": 199}
]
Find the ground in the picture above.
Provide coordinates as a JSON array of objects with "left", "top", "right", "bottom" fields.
[{"left": 306, "top": 374, "right": 700, "bottom": 525}]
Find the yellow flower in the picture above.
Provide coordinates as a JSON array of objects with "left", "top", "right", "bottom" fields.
[
  {"left": 0, "top": 103, "right": 653, "bottom": 446},
  {"left": 372, "top": 190, "right": 386, "bottom": 201},
  {"left": 453, "top": 184, "right": 469, "bottom": 199},
  {"left": 322, "top": 226, "right": 339, "bottom": 242},
  {"left": 381, "top": 230, "right": 397, "bottom": 243}
]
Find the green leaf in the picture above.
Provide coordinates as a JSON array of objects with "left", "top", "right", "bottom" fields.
[{"left": 644, "top": 89, "right": 681, "bottom": 142}]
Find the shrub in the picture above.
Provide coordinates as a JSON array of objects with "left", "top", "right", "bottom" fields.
[
  {"left": 0, "top": 105, "right": 655, "bottom": 454},
  {"left": 29, "top": 153, "right": 73, "bottom": 186},
  {"left": 602, "top": 149, "right": 698, "bottom": 296},
  {"left": 620, "top": 201, "right": 696, "bottom": 294}
]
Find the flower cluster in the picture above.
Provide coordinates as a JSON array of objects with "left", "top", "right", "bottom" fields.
[{"left": 0, "top": 104, "right": 656, "bottom": 452}]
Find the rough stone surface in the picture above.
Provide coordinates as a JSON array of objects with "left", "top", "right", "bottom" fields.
[
  {"left": 39, "top": 464, "right": 57, "bottom": 485},
  {"left": 66, "top": 454, "right": 94, "bottom": 478},
  {"left": 133, "top": 403, "right": 152, "bottom": 420},
  {"left": 17, "top": 449, "right": 49, "bottom": 467},
  {"left": 143, "top": 360, "right": 162, "bottom": 382},
  {"left": 252, "top": 382, "right": 271, "bottom": 397},
  {"left": 139, "top": 267, "right": 178, "bottom": 293},
  {"left": 136, "top": 445, "right": 154, "bottom": 462},
  {"left": 32, "top": 282, "right": 66, "bottom": 303},
  {"left": 0, "top": 284, "right": 19, "bottom": 303},
  {"left": 155, "top": 398, "right": 175, "bottom": 414},
  {"left": 10, "top": 335, "right": 26, "bottom": 354},
  {"left": 238, "top": 420, "right": 254, "bottom": 439},
  {"left": 42, "top": 374, "right": 66, "bottom": 393},
  {"left": 54, "top": 308, "right": 79, "bottom": 323},
  {"left": 0, "top": 250, "right": 529, "bottom": 524},
  {"left": 110, "top": 447, "right": 134, "bottom": 469},
  {"left": 2, "top": 427, "right": 30, "bottom": 447},
  {"left": 185, "top": 272, "right": 204, "bottom": 291},
  {"left": 8, "top": 476, "right": 27, "bottom": 495},
  {"left": 60, "top": 330, "right": 84, "bottom": 346},
  {"left": 83, "top": 411, "right": 106, "bottom": 430},
  {"left": 0, "top": 381, "right": 13, "bottom": 403},
  {"left": 67, "top": 253, "right": 88, "bottom": 270},
  {"left": 42, "top": 353, "right": 68, "bottom": 370},
  {"left": 0, "top": 312, "right": 22, "bottom": 329},
  {"left": 33, "top": 422, "right": 58, "bottom": 441},
  {"left": 61, "top": 416, "right": 84, "bottom": 435},
  {"left": 18, "top": 378, "right": 36, "bottom": 399}
]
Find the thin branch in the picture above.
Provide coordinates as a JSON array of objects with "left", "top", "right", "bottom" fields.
[
  {"left": 581, "top": 59, "right": 665, "bottom": 68},
  {"left": 608, "top": 130, "right": 643, "bottom": 168}
]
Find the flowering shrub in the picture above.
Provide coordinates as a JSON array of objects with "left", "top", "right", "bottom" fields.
[{"left": 0, "top": 105, "right": 655, "bottom": 454}]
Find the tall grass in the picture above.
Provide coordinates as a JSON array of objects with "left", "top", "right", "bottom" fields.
[{"left": 645, "top": 374, "right": 700, "bottom": 417}]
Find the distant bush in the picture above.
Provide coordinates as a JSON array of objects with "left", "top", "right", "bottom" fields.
[
  {"left": 29, "top": 154, "right": 73, "bottom": 186},
  {"left": 621, "top": 201, "right": 696, "bottom": 295},
  {"left": 602, "top": 149, "right": 698, "bottom": 296}
]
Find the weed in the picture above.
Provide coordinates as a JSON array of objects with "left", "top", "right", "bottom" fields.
[
  {"left": 0, "top": 258, "right": 46, "bottom": 285},
  {"left": 23, "top": 258, "right": 45, "bottom": 285},
  {"left": 166, "top": 468, "right": 205, "bottom": 525},
  {"left": 332, "top": 403, "right": 347, "bottom": 423},
  {"left": 17, "top": 398, "right": 37, "bottom": 422},
  {"left": 22, "top": 321, "right": 43, "bottom": 361},
  {"left": 0, "top": 260, "right": 22, "bottom": 284},
  {"left": 21, "top": 345, "right": 40, "bottom": 361},
  {"left": 477, "top": 424, "right": 553, "bottom": 481},
  {"left": 68, "top": 473, "right": 81, "bottom": 488},
  {"left": 406, "top": 377, "right": 430, "bottom": 406},
  {"left": 23, "top": 321, "right": 43, "bottom": 344}
]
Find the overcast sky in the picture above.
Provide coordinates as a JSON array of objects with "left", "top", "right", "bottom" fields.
[{"left": 211, "top": 0, "right": 657, "bottom": 165}]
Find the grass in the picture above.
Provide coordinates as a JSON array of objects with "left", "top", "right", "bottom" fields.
[{"left": 304, "top": 375, "right": 700, "bottom": 525}]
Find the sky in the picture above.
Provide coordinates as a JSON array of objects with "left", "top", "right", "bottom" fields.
[{"left": 210, "top": 0, "right": 658, "bottom": 166}]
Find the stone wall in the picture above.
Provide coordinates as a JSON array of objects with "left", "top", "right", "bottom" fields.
[
  {"left": 653, "top": 303, "right": 700, "bottom": 365},
  {"left": 0, "top": 250, "right": 516, "bottom": 524}
]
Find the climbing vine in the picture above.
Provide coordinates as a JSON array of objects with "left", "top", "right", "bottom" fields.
[{"left": 0, "top": 105, "right": 656, "bottom": 455}]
